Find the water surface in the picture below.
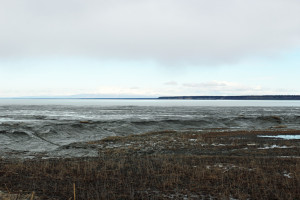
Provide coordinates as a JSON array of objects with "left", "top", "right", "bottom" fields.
[{"left": 1, "top": 99, "right": 300, "bottom": 158}]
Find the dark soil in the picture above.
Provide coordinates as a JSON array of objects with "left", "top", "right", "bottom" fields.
[{"left": 0, "top": 130, "right": 299, "bottom": 199}]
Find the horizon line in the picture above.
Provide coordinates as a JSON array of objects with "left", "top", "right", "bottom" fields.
[{"left": 1, "top": 95, "right": 300, "bottom": 100}]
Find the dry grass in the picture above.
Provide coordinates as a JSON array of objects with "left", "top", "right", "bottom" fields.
[{"left": 0, "top": 130, "right": 299, "bottom": 200}]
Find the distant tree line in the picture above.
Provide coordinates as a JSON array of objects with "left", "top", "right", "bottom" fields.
[{"left": 158, "top": 95, "right": 300, "bottom": 100}]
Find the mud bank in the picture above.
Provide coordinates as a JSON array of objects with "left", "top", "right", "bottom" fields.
[{"left": 0, "top": 130, "right": 299, "bottom": 199}]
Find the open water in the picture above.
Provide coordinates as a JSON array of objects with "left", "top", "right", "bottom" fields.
[{"left": 1, "top": 99, "right": 300, "bottom": 158}]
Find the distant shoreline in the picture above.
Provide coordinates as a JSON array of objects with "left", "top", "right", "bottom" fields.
[
  {"left": 2, "top": 95, "right": 300, "bottom": 100},
  {"left": 158, "top": 95, "right": 300, "bottom": 100}
]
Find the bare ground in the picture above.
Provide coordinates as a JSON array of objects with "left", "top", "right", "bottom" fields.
[{"left": 0, "top": 129, "right": 299, "bottom": 199}]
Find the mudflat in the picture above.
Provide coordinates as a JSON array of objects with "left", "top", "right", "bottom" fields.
[{"left": 0, "top": 129, "right": 299, "bottom": 199}]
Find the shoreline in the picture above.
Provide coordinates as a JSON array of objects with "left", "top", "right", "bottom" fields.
[{"left": 0, "top": 129, "right": 299, "bottom": 199}]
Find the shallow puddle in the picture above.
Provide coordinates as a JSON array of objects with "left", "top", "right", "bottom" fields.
[{"left": 258, "top": 135, "right": 300, "bottom": 140}]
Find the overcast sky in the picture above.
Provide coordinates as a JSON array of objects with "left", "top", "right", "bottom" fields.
[{"left": 1, "top": 0, "right": 300, "bottom": 97}]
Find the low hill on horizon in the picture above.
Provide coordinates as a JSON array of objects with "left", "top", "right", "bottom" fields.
[{"left": 158, "top": 95, "right": 300, "bottom": 100}]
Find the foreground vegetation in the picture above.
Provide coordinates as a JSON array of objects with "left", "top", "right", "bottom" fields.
[{"left": 0, "top": 130, "right": 299, "bottom": 199}]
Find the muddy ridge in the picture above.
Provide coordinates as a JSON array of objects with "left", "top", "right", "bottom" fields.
[{"left": 0, "top": 129, "right": 299, "bottom": 199}]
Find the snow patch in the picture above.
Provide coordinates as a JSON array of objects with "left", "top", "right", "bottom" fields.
[
  {"left": 258, "top": 145, "right": 292, "bottom": 149},
  {"left": 283, "top": 171, "right": 292, "bottom": 178},
  {"left": 258, "top": 135, "right": 300, "bottom": 140}
]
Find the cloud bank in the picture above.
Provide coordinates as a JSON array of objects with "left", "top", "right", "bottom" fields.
[{"left": 1, "top": 0, "right": 300, "bottom": 64}]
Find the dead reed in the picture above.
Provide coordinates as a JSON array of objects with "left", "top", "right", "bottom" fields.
[{"left": 0, "top": 130, "right": 299, "bottom": 199}]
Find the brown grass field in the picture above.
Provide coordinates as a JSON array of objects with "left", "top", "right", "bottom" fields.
[{"left": 0, "top": 130, "right": 299, "bottom": 199}]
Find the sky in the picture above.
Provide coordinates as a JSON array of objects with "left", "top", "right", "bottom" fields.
[{"left": 1, "top": 0, "right": 300, "bottom": 98}]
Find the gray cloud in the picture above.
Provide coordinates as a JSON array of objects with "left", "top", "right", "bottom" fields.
[
  {"left": 181, "top": 81, "right": 268, "bottom": 95},
  {"left": 164, "top": 81, "right": 178, "bottom": 86},
  {"left": 183, "top": 82, "right": 228, "bottom": 88},
  {"left": 1, "top": 0, "right": 300, "bottom": 64}
]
